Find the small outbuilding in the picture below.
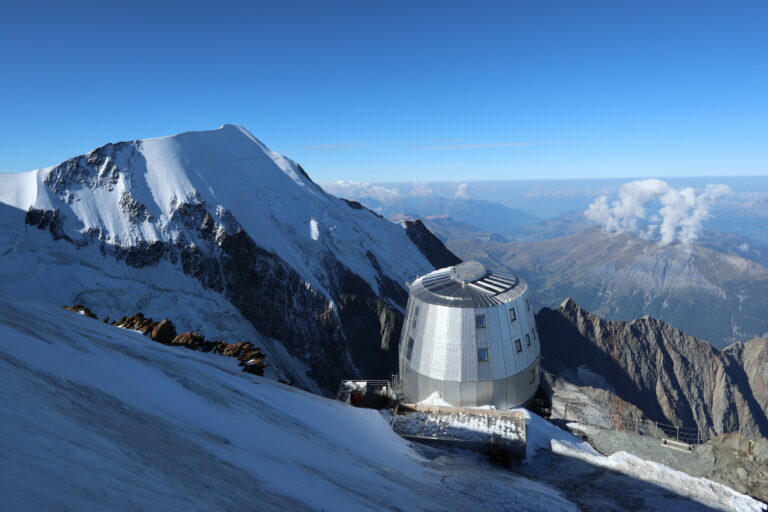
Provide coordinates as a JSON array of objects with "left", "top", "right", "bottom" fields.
[{"left": 399, "top": 260, "right": 540, "bottom": 409}]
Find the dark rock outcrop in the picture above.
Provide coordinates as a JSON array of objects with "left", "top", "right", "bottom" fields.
[
  {"left": 151, "top": 319, "right": 177, "bottom": 344},
  {"left": 401, "top": 219, "right": 461, "bottom": 269},
  {"left": 63, "top": 304, "right": 97, "bottom": 319},
  {"left": 171, "top": 332, "right": 205, "bottom": 350},
  {"left": 64, "top": 307, "right": 267, "bottom": 377},
  {"left": 537, "top": 298, "right": 768, "bottom": 439}
]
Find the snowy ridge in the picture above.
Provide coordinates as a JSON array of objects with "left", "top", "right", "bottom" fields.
[{"left": 0, "top": 125, "right": 431, "bottom": 297}]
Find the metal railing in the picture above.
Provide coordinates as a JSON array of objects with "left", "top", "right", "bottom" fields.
[{"left": 560, "top": 400, "right": 707, "bottom": 445}]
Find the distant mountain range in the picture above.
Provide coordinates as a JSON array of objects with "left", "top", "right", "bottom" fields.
[
  {"left": 429, "top": 217, "right": 768, "bottom": 348},
  {"left": 324, "top": 193, "right": 539, "bottom": 240}
]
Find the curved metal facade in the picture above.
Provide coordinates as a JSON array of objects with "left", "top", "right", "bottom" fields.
[{"left": 399, "top": 261, "right": 540, "bottom": 409}]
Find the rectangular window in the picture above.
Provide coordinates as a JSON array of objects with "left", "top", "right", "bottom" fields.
[
  {"left": 509, "top": 307, "right": 517, "bottom": 322},
  {"left": 532, "top": 328, "right": 537, "bottom": 340},
  {"left": 475, "top": 314, "right": 487, "bottom": 328},
  {"left": 530, "top": 367, "right": 536, "bottom": 384},
  {"left": 406, "top": 337, "right": 415, "bottom": 360},
  {"left": 477, "top": 348, "right": 489, "bottom": 362},
  {"left": 515, "top": 339, "right": 522, "bottom": 353},
  {"left": 411, "top": 306, "right": 419, "bottom": 329},
  {"left": 526, "top": 333, "right": 531, "bottom": 346},
  {"left": 526, "top": 298, "right": 530, "bottom": 311}
]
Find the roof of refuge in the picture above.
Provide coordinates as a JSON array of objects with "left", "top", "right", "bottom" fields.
[{"left": 409, "top": 260, "right": 527, "bottom": 308}]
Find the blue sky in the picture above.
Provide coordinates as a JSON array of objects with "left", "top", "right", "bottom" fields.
[{"left": 1, "top": 1, "right": 766, "bottom": 182}]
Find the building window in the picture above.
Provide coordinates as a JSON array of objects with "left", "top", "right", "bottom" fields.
[
  {"left": 411, "top": 306, "right": 419, "bottom": 329},
  {"left": 526, "top": 298, "right": 530, "bottom": 311},
  {"left": 477, "top": 348, "right": 489, "bottom": 362},
  {"left": 515, "top": 339, "right": 522, "bottom": 353},
  {"left": 406, "top": 337, "right": 415, "bottom": 360},
  {"left": 475, "top": 314, "right": 487, "bottom": 328},
  {"left": 509, "top": 307, "right": 517, "bottom": 322},
  {"left": 530, "top": 367, "right": 537, "bottom": 384},
  {"left": 532, "top": 328, "right": 537, "bottom": 340},
  {"left": 526, "top": 333, "right": 531, "bottom": 346}
]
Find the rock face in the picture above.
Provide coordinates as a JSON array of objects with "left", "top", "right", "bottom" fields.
[
  {"left": 400, "top": 219, "right": 462, "bottom": 270},
  {"left": 537, "top": 298, "right": 768, "bottom": 439},
  {"left": 724, "top": 337, "right": 768, "bottom": 421}
]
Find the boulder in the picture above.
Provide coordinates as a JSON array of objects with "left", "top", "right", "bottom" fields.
[
  {"left": 151, "top": 318, "right": 177, "bottom": 344},
  {"left": 219, "top": 341, "right": 252, "bottom": 358},
  {"left": 139, "top": 321, "right": 157, "bottom": 335}
]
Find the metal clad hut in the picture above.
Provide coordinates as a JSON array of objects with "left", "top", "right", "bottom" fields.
[{"left": 399, "top": 260, "right": 540, "bottom": 409}]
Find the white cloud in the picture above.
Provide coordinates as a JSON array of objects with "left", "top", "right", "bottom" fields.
[
  {"left": 585, "top": 179, "right": 733, "bottom": 246},
  {"left": 320, "top": 181, "right": 401, "bottom": 204},
  {"left": 454, "top": 182, "right": 471, "bottom": 199},
  {"left": 409, "top": 181, "right": 433, "bottom": 197}
]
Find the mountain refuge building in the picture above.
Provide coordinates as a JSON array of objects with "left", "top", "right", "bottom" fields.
[{"left": 399, "top": 260, "right": 540, "bottom": 409}]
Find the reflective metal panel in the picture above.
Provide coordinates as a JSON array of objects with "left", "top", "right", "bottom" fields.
[
  {"left": 492, "top": 377, "right": 507, "bottom": 409},
  {"left": 399, "top": 262, "right": 540, "bottom": 409}
]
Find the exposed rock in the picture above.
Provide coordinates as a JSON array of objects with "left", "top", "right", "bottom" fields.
[
  {"left": 171, "top": 332, "right": 205, "bottom": 350},
  {"left": 119, "top": 190, "right": 153, "bottom": 223},
  {"left": 63, "top": 304, "right": 97, "bottom": 319},
  {"left": 151, "top": 318, "right": 177, "bottom": 344},
  {"left": 63, "top": 305, "right": 268, "bottom": 378},
  {"left": 43, "top": 141, "right": 135, "bottom": 194},
  {"left": 26, "top": 208, "right": 73, "bottom": 243},
  {"left": 113, "top": 313, "right": 146, "bottom": 330},
  {"left": 401, "top": 219, "right": 462, "bottom": 270},
  {"left": 218, "top": 341, "right": 252, "bottom": 358},
  {"left": 724, "top": 337, "right": 768, "bottom": 422},
  {"left": 239, "top": 347, "right": 267, "bottom": 377},
  {"left": 138, "top": 321, "right": 157, "bottom": 335},
  {"left": 537, "top": 298, "right": 768, "bottom": 439}
]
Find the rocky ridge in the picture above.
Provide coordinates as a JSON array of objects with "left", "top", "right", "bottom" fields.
[
  {"left": 536, "top": 298, "right": 768, "bottom": 440},
  {"left": 63, "top": 305, "right": 267, "bottom": 376},
  {"left": 400, "top": 219, "right": 462, "bottom": 270}
]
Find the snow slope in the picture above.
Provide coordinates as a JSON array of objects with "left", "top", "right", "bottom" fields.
[{"left": 0, "top": 293, "right": 579, "bottom": 512}]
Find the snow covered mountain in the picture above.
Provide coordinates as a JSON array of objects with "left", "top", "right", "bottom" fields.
[{"left": 0, "top": 125, "right": 446, "bottom": 389}]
